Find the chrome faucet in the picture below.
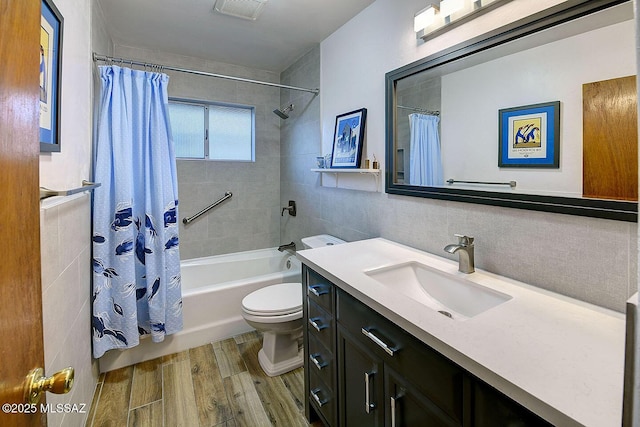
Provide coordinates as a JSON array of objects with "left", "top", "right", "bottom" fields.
[
  {"left": 444, "top": 234, "right": 475, "bottom": 274},
  {"left": 278, "top": 241, "right": 296, "bottom": 252}
]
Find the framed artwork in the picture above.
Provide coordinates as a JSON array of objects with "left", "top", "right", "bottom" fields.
[
  {"left": 330, "top": 108, "right": 367, "bottom": 168},
  {"left": 40, "top": 0, "right": 63, "bottom": 152},
  {"left": 498, "top": 101, "right": 560, "bottom": 168}
]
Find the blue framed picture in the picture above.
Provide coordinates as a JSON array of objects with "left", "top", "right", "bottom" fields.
[
  {"left": 330, "top": 108, "right": 367, "bottom": 168},
  {"left": 498, "top": 101, "right": 560, "bottom": 168},
  {"left": 40, "top": 0, "right": 63, "bottom": 152}
]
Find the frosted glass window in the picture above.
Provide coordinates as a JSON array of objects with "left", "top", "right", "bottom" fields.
[
  {"left": 168, "top": 103, "right": 205, "bottom": 159},
  {"left": 168, "top": 99, "right": 254, "bottom": 161},
  {"left": 209, "top": 105, "right": 253, "bottom": 161}
]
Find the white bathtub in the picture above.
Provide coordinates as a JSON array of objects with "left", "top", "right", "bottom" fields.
[{"left": 98, "top": 247, "right": 301, "bottom": 373}]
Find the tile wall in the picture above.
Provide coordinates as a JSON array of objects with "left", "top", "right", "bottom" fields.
[
  {"left": 109, "top": 46, "right": 283, "bottom": 259},
  {"left": 40, "top": 195, "right": 97, "bottom": 426}
]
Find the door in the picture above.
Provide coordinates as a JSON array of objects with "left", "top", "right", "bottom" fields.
[
  {"left": 337, "top": 326, "right": 385, "bottom": 427},
  {"left": 385, "top": 367, "right": 460, "bottom": 427},
  {"left": 583, "top": 75, "right": 638, "bottom": 201},
  {"left": 0, "top": 0, "right": 47, "bottom": 425}
]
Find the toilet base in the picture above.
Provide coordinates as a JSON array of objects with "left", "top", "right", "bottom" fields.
[
  {"left": 257, "top": 329, "right": 303, "bottom": 376},
  {"left": 257, "top": 347, "right": 303, "bottom": 377}
]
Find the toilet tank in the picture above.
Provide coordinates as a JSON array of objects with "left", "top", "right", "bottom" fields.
[{"left": 301, "top": 234, "right": 346, "bottom": 249}]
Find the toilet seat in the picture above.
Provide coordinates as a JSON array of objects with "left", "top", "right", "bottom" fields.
[{"left": 241, "top": 282, "right": 302, "bottom": 317}]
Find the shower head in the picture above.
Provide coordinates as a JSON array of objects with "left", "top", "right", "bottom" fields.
[{"left": 273, "top": 104, "right": 294, "bottom": 119}]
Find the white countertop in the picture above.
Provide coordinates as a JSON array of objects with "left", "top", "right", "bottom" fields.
[{"left": 297, "top": 238, "right": 626, "bottom": 427}]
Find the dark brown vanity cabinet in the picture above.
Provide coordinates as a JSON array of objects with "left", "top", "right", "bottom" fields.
[{"left": 302, "top": 266, "right": 553, "bottom": 427}]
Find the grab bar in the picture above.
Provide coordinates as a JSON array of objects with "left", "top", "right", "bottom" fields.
[
  {"left": 182, "top": 191, "right": 232, "bottom": 225},
  {"left": 39, "top": 180, "right": 101, "bottom": 200},
  {"left": 446, "top": 179, "right": 516, "bottom": 188}
]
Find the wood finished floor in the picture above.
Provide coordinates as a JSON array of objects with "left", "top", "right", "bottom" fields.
[{"left": 86, "top": 331, "right": 322, "bottom": 427}]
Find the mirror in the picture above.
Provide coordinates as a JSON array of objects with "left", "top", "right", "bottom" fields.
[{"left": 385, "top": 0, "right": 637, "bottom": 221}]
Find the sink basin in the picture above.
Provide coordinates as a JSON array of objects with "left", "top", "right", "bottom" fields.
[{"left": 365, "top": 261, "right": 512, "bottom": 320}]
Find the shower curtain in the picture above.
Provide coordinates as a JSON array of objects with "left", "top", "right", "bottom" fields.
[
  {"left": 92, "top": 65, "right": 182, "bottom": 358},
  {"left": 409, "top": 113, "right": 444, "bottom": 186}
]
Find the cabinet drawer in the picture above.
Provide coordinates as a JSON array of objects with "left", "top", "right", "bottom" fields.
[
  {"left": 308, "top": 300, "right": 334, "bottom": 351},
  {"left": 337, "top": 289, "right": 464, "bottom": 424},
  {"left": 309, "top": 369, "right": 336, "bottom": 427},
  {"left": 308, "top": 333, "right": 334, "bottom": 391},
  {"left": 307, "top": 270, "right": 334, "bottom": 313}
]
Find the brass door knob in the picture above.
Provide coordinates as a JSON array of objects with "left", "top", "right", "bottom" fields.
[{"left": 24, "top": 367, "right": 74, "bottom": 405}]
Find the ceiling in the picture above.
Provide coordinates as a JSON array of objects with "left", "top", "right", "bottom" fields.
[{"left": 96, "top": 0, "right": 376, "bottom": 72}]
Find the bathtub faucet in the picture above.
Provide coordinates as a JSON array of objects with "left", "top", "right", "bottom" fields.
[{"left": 278, "top": 242, "right": 296, "bottom": 252}]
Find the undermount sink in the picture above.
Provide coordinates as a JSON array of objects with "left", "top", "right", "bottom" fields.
[{"left": 364, "top": 261, "right": 512, "bottom": 320}]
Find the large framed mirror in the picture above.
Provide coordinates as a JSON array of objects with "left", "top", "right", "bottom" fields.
[{"left": 385, "top": 0, "right": 637, "bottom": 222}]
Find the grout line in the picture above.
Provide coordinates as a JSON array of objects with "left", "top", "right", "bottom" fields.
[
  {"left": 161, "top": 359, "right": 166, "bottom": 427},
  {"left": 126, "top": 365, "right": 135, "bottom": 427},
  {"left": 128, "top": 398, "right": 164, "bottom": 411},
  {"left": 86, "top": 380, "right": 104, "bottom": 427}
]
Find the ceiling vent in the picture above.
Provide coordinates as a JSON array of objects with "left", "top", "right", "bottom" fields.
[{"left": 214, "top": 0, "right": 268, "bottom": 21}]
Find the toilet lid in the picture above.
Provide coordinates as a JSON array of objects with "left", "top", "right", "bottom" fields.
[{"left": 242, "top": 282, "right": 302, "bottom": 316}]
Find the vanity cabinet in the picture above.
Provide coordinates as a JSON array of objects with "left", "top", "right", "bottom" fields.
[{"left": 302, "top": 265, "right": 552, "bottom": 427}]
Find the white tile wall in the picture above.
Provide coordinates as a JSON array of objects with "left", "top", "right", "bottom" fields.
[{"left": 40, "top": 195, "right": 97, "bottom": 427}]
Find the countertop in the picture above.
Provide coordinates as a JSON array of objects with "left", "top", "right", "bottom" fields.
[{"left": 297, "top": 238, "right": 626, "bottom": 427}]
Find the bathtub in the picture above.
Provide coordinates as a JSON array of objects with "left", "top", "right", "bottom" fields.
[{"left": 98, "top": 247, "right": 301, "bottom": 373}]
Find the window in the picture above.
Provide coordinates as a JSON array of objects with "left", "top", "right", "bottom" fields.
[{"left": 168, "top": 99, "right": 255, "bottom": 161}]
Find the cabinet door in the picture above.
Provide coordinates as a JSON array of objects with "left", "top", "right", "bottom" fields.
[
  {"left": 386, "top": 367, "right": 461, "bottom": 427},
  {"left": 338, "top": 326, "right": 385, "bottom": 427},
  {"left": 473, "top": 380, "right": 553, "bottom": 427}
]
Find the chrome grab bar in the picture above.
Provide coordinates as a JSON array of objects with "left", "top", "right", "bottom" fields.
[
  {"left": 182, "top": 191, "right": 232, "bottom": 225},
  {"left": 39, "top": 180, "right": 101, "bottom": 200},
  {"left": 446, "top": 178, "right": 516, "bottom": 188}
]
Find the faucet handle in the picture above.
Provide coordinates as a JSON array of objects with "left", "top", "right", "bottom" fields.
[{"left": 454, "top": 234, "right": 474, "bottom": 245}]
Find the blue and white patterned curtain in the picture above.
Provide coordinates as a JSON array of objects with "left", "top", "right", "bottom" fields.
[{"left": 92, "top": 65, "right": 182, "bottom": 358}]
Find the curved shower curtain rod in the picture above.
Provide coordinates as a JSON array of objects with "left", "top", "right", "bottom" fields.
[{"left": 92, "top": 52, "right": 320, "bottom": 95}]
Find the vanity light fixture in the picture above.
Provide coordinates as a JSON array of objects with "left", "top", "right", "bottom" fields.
[
  {"left": 439, "top": 0, "right": 465, "bottom": 20},
  {"left": 415, "top": 0, "right": 512, "bottom": 41},
  {"left": 414, "top": 4, "right": 439, "bottom": 33}
]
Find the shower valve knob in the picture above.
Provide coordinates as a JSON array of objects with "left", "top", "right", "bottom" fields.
[{"left": 281, "top": 200, "right": 297, "bottom": 217}]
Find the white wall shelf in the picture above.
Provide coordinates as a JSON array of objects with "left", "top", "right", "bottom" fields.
[{"left": 311, "top": 168, "right": 381, "bottom": 192}]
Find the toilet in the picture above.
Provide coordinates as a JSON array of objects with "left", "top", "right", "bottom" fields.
[{"left": 241, "top": 234, "right": 346, "bottom": 376}]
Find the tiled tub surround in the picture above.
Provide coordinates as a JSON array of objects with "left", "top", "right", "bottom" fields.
[
  {"left": 297, "top": 238, "right": 626, "bottom": 426},
  {"left": 109, "top": 45, "right": 283, "bottom": 260}
]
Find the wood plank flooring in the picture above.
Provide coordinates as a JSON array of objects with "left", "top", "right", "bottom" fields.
[{"left": 86, "top": 331, "right": 321, "bottom": 427}]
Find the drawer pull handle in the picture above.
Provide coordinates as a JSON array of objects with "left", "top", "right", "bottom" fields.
[
  {"left": 391, "top": 390, "right": 404, "bottom": 427},
  {"left": 309, "top": 317, "right": 327, "bottom": 332},
  {"left": 361, "top": 327, "right": 396, "bottom": 356},
  {"left": 365, "top": 371, "right": 376, "bottom": 413},
  {"left": 391, "top": 396, "right": 398, "bottom": 427},
  {"left": 308, "top": 285, "right": 329, "bottom": 297},
  {"left": 310, "top": 353, "right": 327, "bottom": 370},
  {"left": 311, "top": 388, "right": 327, "bottom": 407}
]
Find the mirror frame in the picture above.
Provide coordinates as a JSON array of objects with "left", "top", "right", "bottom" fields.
[{"left": 385, "top": 0, "right": 637, "bottom": 222}]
